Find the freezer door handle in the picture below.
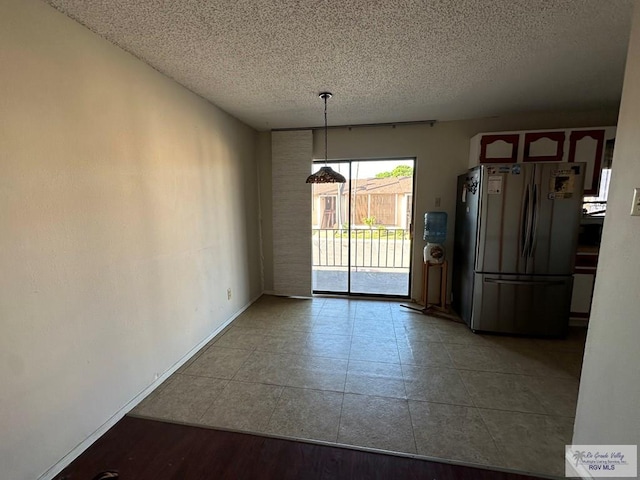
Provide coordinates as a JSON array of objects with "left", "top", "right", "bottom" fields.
[
  {"left": 520, "top": 184, "right": 532, "bottom": 257},
  {"left": 528, "top": 183, "right": 540, "bottom": 257},
  {"left": 484, "top": 278, "right": 566, "bottom": 286}
]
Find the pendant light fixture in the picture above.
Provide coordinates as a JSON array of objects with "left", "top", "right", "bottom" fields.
[{"left": 306, "top": 92, "right": 346, "bottom": 184}]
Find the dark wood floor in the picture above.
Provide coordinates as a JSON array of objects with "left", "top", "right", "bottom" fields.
[{"left": 56, "top": 416, "right": 544, "bottom": 480}]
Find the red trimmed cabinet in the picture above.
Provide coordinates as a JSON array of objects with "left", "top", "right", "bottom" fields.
[
  {"left": 478, "top": 134, "right": 519, "bottom": 163},
  {"left": 523, "top": 131, "right": 565, "bottom": 162},
  {"left": 567, "top": 130, "right": 606, "bottom": 195},
  {"left": 469, "top": 127, "right": 615, "bottom": 196}
]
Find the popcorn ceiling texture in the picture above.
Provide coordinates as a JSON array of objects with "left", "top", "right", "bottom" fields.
[{"left": 44, "top": 0, "right": 634, "bottom": 130}]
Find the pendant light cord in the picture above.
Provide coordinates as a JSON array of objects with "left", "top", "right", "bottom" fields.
[
  {"left": 324, "top": 95, "right": 328, "bottom": 165},
  {"left": 305, "top": 91, "right": 344, "bottom": 183}
]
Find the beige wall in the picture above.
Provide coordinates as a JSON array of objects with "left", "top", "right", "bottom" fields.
[
  {"left": 573, "top": 1, "right": 640, "bottom": 456},
  {"left": 0, "top": 1, "right": 261, "bottom": 479},
  {"left": 261, "top": 109, "right": 618, "bottom": 299}
]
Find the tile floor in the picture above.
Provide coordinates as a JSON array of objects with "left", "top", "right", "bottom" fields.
[{"left": 132, "top": 295, "right": 586, "bottom": 478}]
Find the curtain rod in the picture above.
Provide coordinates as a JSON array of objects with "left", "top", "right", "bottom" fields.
[{"left": 273, "top": 119, "right": 437, "bottom": 132}]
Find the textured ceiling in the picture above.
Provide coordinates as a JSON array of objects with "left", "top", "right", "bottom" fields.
[{"left": 44, "top": 0, "right": 635, "bottom": 131}]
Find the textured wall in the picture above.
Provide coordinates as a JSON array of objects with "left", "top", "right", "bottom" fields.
[
  {"left": 573, "top": 1, "right": 640, "bottom": 452},
  {"left": 0, "top": 1, "right": 260, "bottom": 479},
  {"left": 257, "top": 132, "right": 274, "bottom": 291},
  {"left": 271, "top": 131, "right": 313, "bottom": 296}
]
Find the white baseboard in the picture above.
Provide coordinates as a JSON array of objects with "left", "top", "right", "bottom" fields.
[
  {"left": 565, "top": 446, "right": 594, "bottom": 479},
  {"left": 263, "top": 290, "right": 314, "bottom": 298},
  {"left": 39, "top": 293, "right": 263, "bottom": 480}
]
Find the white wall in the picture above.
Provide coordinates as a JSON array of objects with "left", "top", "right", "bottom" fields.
[
  {"left": 0, "top": 1, "right": 261, "bottom": 479},
  {"left": 277, "top": 109, "right": 616, "bottom": 300},
  {"left": 572, "top": 1, "right": 640, "bottom": 460}
]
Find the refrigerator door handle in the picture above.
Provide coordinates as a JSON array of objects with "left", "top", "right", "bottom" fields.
[
  {"left": 520, "top": 184, "right": 532, "bottom": 257},
  {"left": 484, "top": 278, "right": 566, "bottom": 286},
  {"left": 528, "top": 183, "right": 540, "bottom": 257}
]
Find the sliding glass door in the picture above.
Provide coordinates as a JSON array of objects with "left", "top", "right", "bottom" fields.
[
  {"left": 311, "top": 161, "right": 350, "bottom": 293},
  {"left": 311, "top": 159, "right": 415, "bottom": 297}
]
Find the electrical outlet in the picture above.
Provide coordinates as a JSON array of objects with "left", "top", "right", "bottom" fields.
[{"left": 227, "top": 288, "right": 232, "bottom": 300}]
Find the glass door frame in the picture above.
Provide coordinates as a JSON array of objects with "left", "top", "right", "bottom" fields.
[{"left": 311, "top": 157, "right": 417, "bottom": 299}]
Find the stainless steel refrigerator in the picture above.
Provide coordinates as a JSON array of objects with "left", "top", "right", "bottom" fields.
[{"left": 452, "top": 163, "right": 585, "bottom": 336}]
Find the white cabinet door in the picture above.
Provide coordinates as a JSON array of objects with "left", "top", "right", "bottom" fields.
[
  {"left": 469, "top": 133, "right": 520, "bottom": 167},
  {"left": 523, "top": 131, "right": 566, "bottom": 162},
  {"left": 567, "top": 129, "right": 605, "bottom": 195}
]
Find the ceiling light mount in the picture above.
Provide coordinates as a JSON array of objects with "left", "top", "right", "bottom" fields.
[{"left": 306, "top": 91, "right": 346, "bottom": 184}]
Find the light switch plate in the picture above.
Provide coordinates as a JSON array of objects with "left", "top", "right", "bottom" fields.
[{"left": 631, "top": 188, "right": 640, "bottom": 216}]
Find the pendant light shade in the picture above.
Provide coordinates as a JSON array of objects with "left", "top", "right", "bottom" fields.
[
  {"left": 307, "top": 165, "right": 346, "bottom": 183},
  {"left": 306, "top": 92, "right": 346, "bottom": 184}
]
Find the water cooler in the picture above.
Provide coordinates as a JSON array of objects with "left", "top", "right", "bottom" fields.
[{"left": 423, "top": 212, "right": 447, "bottom": 264}]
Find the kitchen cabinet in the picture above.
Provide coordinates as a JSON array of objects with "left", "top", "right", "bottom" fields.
[
  {"left": 523, "top": 131, "right": 566, "bottom": 162},
  {"left": 567, "top": 130, "right": 605, "bottom": 195},
  {"left": 570, "top": 249, "right": 599, "bottom": 323},
  {"left": 571, "top": 273, "right": 595, "bottom": 318},
  {"left": 469, "top": 127, "right": 615, "bottom": 196},
  {"left": 474, "top": 133, "right": 519, "bottom": 163}
]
